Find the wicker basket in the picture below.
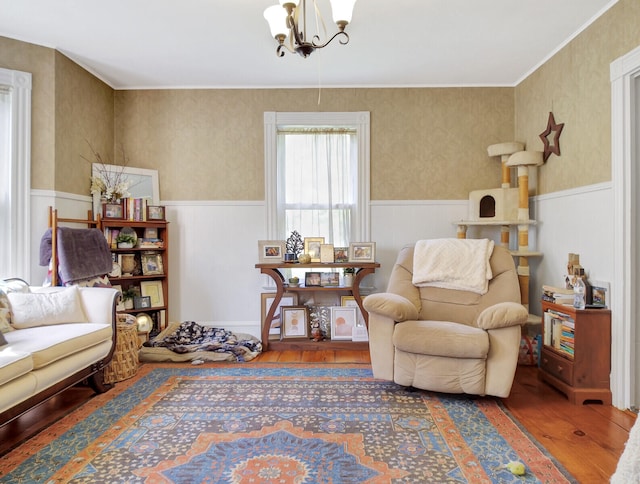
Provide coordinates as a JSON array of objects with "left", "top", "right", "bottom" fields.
[{"left": 104, "top": 322, "right": 139, "bottom": 384}]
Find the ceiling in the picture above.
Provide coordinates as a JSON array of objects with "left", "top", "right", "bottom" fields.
[{"left": 0, "top": 0, "right": 618, "bottom": 90}]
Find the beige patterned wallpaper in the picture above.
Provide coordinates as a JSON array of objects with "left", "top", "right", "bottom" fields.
[
  {"left": 115, "top": 87, "right": 513, "bottom": 201},
  {"left": 54, "top": 51, "right": 114, "bottom": 195},
  {"left": 0, "top": 39, "right": 113, "bottom": 193},
  {"left": 515, "top": 0, "right": 640, "bottom": 194},
  {"left": 0, "top": 36, "right": 56, "bottom": 190},
  {"left": 2, "top": 0, "right": 639, "bottom": 200}
]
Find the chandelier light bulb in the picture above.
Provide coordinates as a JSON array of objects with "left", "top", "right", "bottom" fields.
[
  {"left": 329, "top": 0, "right": 356, "bottom": 27},
  {"left": 265, "top": 0, "right": 356, "bottom": 58},
  {"left": 264, "top": 5, "right": 288, "bottom": 39}
]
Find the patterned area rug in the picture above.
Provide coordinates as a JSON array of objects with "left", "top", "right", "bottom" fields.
[{"left": 1, "top": 364, "right": 576, "bottom": 483}]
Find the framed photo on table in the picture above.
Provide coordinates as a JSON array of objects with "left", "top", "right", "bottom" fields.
[
  {"left": 305, "top": 272, "right": 322, "bottom": 287},
  {"left": 341, "top": 295, "right": 368, "bottom": 338},
  {"left": 334, "top": 247, "right": 349, "bottom": 263},
  {"left": 331, "top": 306, "right": 357, "bottom": 340},
  {"left": 258, "top": 240, "right": 285, "bottom": 263},
  {"left": 320, "top": 272, "right": 339, "bottom": 287},
  {"left": 304, "top": 237, "right": 325, "bottom": 262},
  {"left": 281, "top": 306, "right": 309, "bottom": 339},
  {"left": 590, "top": 280, "right": 610, "bottom": 308},
  {"left": 261, "top": 292, "right": 298, "bottom": 338},
  {"left": 349, "top": 242, "right": 376, "bottom": 263},
  {"left": 320, "top": 244, "right": 335, "bottom": 263}
]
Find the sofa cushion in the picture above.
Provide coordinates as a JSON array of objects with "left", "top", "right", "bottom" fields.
[
  {"left": 0, "top": 347, "right": 33, "bottom": 385},
  {"left": 393, "top": 320, "right": 489, "bottom": 359},
  {"left": 4, "top": 323, "right": 111, "bottom": 369},
  {"left": 0, "top": 290, "right": 14, "bottom": 334},
  {"left": 0, "top": 290, "right": 11, "bottom": 333},
  {"left": 8, "top": 286, "right": 88, "bottom": 329},
  {"left": 0, "top": 308, "right": 11, "bottom": 334},
  {"left": 0, "top": 279, "right": 30, "bottom": 333},
  {"left": 0, "top": 331, "right": 6, "bottom": 347}
]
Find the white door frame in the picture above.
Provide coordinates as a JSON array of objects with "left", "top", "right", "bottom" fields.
[
  {"left": 610, "top": 44, "right": 640, "bottom": 409},
  {"left": 0, "top": 67, "right": 32, "bottom": 281}
]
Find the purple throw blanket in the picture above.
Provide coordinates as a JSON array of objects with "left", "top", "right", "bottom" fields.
[{"left": 40, "top": 227, "right": 113, "bottom": 284}]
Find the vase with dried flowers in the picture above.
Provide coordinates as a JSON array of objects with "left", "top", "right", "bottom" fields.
[
  {"left": 84, "top": 143, "right": 131, "bottom": 217},
  {"left": 85, "top": 145, "right": 131, "bottom": 203}
]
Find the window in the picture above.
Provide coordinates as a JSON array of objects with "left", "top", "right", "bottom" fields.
[
  {"left": 278, "top": 127, "right": 356, "bottom": 247},
  {"left": 0, "top": 68, "right": 32, "bottom": 279},
  {"left": 264, "top": 112, "right": 370, "bottom": 248}
]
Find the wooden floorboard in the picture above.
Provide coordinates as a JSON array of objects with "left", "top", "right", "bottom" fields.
[{"left": 0, "top": 351, "right": 635, "bottom": 483}]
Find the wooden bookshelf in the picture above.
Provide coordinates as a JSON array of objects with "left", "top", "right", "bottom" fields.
[{"left": 539, "top": 300, "right": 611, "bottom": 404}]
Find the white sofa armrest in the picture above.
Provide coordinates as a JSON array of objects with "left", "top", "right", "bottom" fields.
[{"left": 77, "top": 287, "right": 119, "bottom": 325}]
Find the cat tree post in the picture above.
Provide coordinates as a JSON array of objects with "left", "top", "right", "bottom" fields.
[
  {"left": 506, "top": 150, "right": 544, "bottom": 309},
  {"left": 487, "top": 141, "right": 524, "bottom": 189}
]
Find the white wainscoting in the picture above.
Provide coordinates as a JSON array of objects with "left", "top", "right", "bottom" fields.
[
  {"left": 30, "top": 184, "right": 617, "bottom": 356},
  {"left": 31, "top": 187, "right": 614, "bottom": 326},
  {"left": 531, "top": 182, "right": 613, "bottom": 317},
  {"left": 164, "top": 201, "right": 266, "bottom": 338}
]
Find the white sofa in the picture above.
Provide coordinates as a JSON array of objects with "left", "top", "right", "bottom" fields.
[{"left": 0, "top": 284, "right": 119, "bottom": 425}]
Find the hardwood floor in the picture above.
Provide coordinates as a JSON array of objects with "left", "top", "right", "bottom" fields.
[{"left": 1, "top": 350, "right": 635, "bottom": 483}]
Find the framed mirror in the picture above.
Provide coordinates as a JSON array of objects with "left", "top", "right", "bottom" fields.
[{"left": 92, "top": 164, "right": 160, "bottom": 218}]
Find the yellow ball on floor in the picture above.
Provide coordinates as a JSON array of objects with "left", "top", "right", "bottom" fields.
[{"left": 506, "top": 461, "right": 526, "bottom": 475}]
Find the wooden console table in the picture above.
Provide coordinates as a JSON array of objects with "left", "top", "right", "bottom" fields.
[{"left": 255, "top": 262, "right": 380, "bottom": 351}]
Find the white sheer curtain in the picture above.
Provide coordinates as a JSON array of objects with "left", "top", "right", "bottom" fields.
[{"left": 277, "top": 127, "right": 357, "bottom": 247}]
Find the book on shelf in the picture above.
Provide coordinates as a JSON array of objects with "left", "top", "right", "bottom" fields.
[
  {"left": 102, "top": 227, "right": 164, "bottom": 250},
  {"left": 126, "top": 197, "right": 148, "bottom": 222},
  {"left": 542, "top": 284, "right": 575, "bottom": 305},
  {"left": 102, "top": 227, "right": 120, "bottom": 249},
  {"left": 139, "top": 238, "right": 164, "bottom": 249},
  {"left": 554, "top": 295, "right": 574, "bottom": 306},
  {"left": 543, "top": 308, "right": 575, "bottom": 359}
]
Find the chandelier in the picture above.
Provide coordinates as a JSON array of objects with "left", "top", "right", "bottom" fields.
[{"left": 264, "top": 0, "right": 356, "bottom": 58}]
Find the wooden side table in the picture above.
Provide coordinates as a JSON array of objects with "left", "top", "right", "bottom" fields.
[
  {"left": 105, "top": 322, "right": 139, "bottom": 384},
  {"left": 539, "top": 300, "right": 611, "bottom": 404},
  {"left": 255, "top": 261, "right": 379, "bottom": 351}
]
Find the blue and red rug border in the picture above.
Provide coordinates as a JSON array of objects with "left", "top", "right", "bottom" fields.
[{"left": 0, "top": 363, "right": 577, "bottom": 483}]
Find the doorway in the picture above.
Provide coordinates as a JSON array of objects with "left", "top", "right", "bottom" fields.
[{"left": 611, "top": 44, "right": 640, "bottom": 410}]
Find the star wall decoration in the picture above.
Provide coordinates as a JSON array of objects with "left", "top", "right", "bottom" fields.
[{"left": 539, "top": 111, "right": 564, "bottom": 162}]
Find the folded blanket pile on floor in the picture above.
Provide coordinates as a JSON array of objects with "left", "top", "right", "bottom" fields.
[{"left": 140, "top": 321, "right": 262, "bottom": 363}]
